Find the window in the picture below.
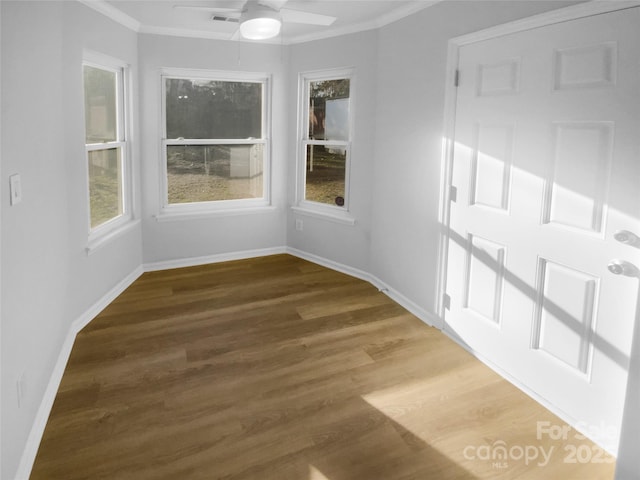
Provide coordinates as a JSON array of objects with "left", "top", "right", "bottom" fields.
[
  {"left": 161, "top": 70, "right": 270, "bottom": 214},
  {"left": 83, "top": 54, "right": 132, "bottom": 244},
  {"left": 296, "top": 68, "right": 354, "bottom": 221}
]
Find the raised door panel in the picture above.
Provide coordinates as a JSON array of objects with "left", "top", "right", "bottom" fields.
[{"left": 532, "top": 259, "right": 599, "bottom": 375}]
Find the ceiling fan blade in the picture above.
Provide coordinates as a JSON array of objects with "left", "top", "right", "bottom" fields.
[
  {"left": 258, "top": 0, "right": 288, "bottom": 11},
  {"left": 280, "top": 8, "right": 336, "bottom": 26},
  {"left": 173, "top": 5, "right": 241, "bottom": 15}
]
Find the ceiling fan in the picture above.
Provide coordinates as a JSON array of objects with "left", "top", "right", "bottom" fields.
[{"left": 174, "top": 1, "right": 337, "bottom": 40}]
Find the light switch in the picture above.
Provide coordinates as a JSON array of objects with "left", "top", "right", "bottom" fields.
[{"left": 9, "top": 174, "right": 22, "bottom": 205}]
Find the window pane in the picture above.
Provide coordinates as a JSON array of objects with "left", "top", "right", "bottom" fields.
[
  {"left": 88, "top": 148, "right": 122, "bottom": 228},
  {"left": 84, "top": 66, "right": 118, "bottom": 143},
  {"left": 167, "top": 144, "right": 263, "bottom": 203},
  {"left": 308, "top": 79, "right": 350, "bottom": 141},
  {"left": 165, "top": 79, "right": 262, "bottom": 139},
  {"left": 305, "top": 144, "right": 346, "bottom": 206}
]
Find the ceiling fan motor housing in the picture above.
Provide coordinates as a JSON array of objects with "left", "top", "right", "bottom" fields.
[{"left": 240, "top": 4, "right": 282, "bottom": 39}]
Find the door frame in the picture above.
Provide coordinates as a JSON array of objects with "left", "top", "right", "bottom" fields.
[
  {"left": 436, "top": 0, "right": 640, "bottom": 324},
  {"left": 434, "top": 0, "right": 640, "bottom": 456}
]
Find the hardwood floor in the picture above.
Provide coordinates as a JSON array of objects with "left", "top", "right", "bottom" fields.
[{"left": 30, "top": 255, "right": 615, "bottom": 479}]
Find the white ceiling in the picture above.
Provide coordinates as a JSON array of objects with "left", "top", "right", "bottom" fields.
[{"left": 82, "top": 0, "right": 439, "bottom": 44}]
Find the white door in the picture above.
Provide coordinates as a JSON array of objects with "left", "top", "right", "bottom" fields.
[{"left": 445, "top": 7, "right": 640, "bottom": 453}]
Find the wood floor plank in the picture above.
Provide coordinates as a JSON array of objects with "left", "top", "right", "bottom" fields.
[{"left": 30, "top": 254, "right": 615, "bottom": 479}]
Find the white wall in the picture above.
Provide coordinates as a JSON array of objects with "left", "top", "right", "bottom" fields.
[
  {"left": 0, "top": 2, "right": 142, "bottom": 478},
  {"left": 139, "top": 35, "right": 288, "bottom": 265},
  {"left": 3, "top": 1, "right": 603, "bottom": 479},
  {"left": 287, "top": 30, "right": 378, "bottom": 272},
  {"left": 370, "top": 0, "right": 585, "bottom": 321}
]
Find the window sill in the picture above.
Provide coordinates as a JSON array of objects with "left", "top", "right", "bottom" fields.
[
  {"left": 86, "top": 219, "right": 140, "bottom": 255},
  {"left": 156, "top": 205, "right": 277, "bottom": 222},
  {"left": 291, "top": 206, "right": 356, "bottom": 226}
]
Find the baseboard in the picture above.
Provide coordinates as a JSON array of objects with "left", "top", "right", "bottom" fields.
[
  {"left": 143, "top": 246, "right": 288, "bottom": 272},
  {"left": 382, "top": 285, "right": 440, "bottom": 329},
  {"left": 285, "top": 247, "right": 439, "bottom": 328},
  {"left": 144, "top": 246, "right": 438, "bottom": 327},
  {"left": 143, "top": 247, "right": 439, "bottom": 329},
  {"left": 290, "top": 248, "right": 619, "bottom": 452},
  {"left": 14, "top": 245, "right": 622, "bottom": 478},
  {"left": 14, "top": 265, "right": 144, "bottom": 480},
  {"left": 442, "top": 329, "right": 618, "bottom": 456},
  {"left": 15, "top": 247, "right": 437, "bottom": 479},
  {"left": 286, "top": 246, "right": 380, "bottom": 285}
]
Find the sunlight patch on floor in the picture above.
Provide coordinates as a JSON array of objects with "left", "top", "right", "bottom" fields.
[
  {"left": 359, "top": 363, "right": 481, "bottom": 443},
  {"left": 308, "top": 464, "right": 331, "bottom": 480}
]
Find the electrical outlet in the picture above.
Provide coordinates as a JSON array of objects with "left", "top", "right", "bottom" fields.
[
  {"left": 9, "top": 174, "right": 22, "bottom": 205},
  {"left": 295, "top": 219, "right": 303, "bottom": 231},
  {"left": 17, "top": 371, "right": 26, "bottom": 408}
]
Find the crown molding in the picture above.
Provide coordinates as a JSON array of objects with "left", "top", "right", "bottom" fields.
[
  {"left": 78, "top": 0, "right": 440, "bottom": 45},
  {"left": 139, "top": 24, "right": 234, "bottom": 41},
  {"left": 374, "top": 0, "right": 441, "bottom": 29},
  {"left": 450, "top": 0, "right": 640, "bottom": 46},
  {"left": 78, "top": 0, "right": 141, "bottom": 32},
  {"left": 284, "top": 1, "right": 439, "bottom": 44}
]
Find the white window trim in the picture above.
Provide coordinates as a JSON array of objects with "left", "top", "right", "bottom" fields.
[
  {"left": 294, "top": 67, "right": 356, "bottom": 224},
  {"left": 83, "top": 50, "right": 135, "bottom": 254},
  {"left": 157, "top": 68, "right": 272, "bottom": 221}
]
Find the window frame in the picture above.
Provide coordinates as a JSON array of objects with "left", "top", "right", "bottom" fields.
[
  {"left": 83, "top": 51, "right": 135, "bottom": 252},
  {"left": 294, "top": 67, "right": 355, "bottom": 224},
  {"left": 158, "top": 68, "right": 272, "bottom": 219}
]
